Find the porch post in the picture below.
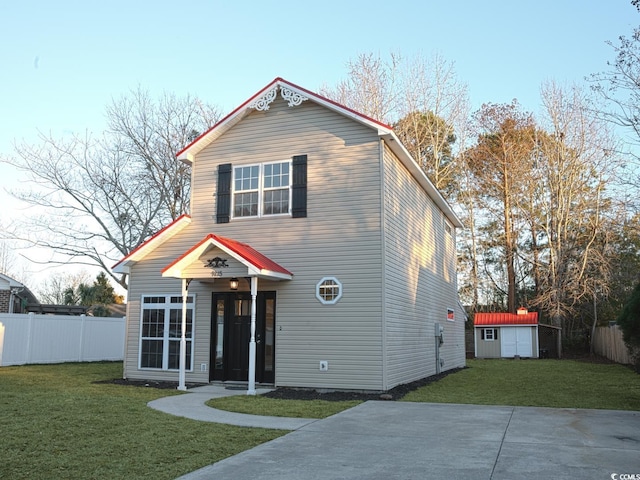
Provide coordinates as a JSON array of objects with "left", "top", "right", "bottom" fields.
[
  {"left": 247, "top": 276, "right": 258, "bottom": 395},
  {"left": 178, "top": 278, "right": 190, "bottom": 391}
]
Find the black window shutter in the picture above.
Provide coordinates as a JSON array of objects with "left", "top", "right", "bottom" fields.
[
  {"left": 216, "top": 163, "right": 232, "bottom": 224},
  {"left": 291, "top": 155, "right": 307, "bottom": 218},
  {"left": 481, "top": 329, "right": 485, "bottom": 340}
]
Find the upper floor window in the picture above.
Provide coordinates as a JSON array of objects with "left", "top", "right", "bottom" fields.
[
  {"left": 233, "top": 161, "right": 290, "bottom": 218},
  {"left": 216, "top": 155, "right": 306, "bottom": 224}
]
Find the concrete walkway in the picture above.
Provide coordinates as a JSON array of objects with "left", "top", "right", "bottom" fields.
[
  {"left": 149, "top": 386, "right": 640, "bottom": 480},
  {"left": 148, "top": 384, "right": 319, "bottom": 430}
]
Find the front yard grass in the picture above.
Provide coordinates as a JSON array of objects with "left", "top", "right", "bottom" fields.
[
  {"left": 2, "top": 359, "right": 638, "bottom": 479},
  {"left": 206, "top": 395, "right": 361, "bottom": 419},
  {"left": 402, "top": 359, "right": 640, "bottom": 410},
  {"left": 209, "top": 358, "right": 640, "bottom": 416},
  {"left": 0, "top": 362, "right": 284, "bottom": 480}
]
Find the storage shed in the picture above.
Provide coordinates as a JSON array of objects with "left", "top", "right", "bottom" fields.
[{"left": 474, "top": 308, "right": 539, "bottom": 358}]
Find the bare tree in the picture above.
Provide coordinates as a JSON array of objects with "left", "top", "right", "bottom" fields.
[
  {"left": 319, "top": 52, "right": 402, "bottom": 122},
  {"left": 37, "top": 270, "right": 92, "bottom": 305},
  {"left": 0, "top": 227, "right": 30, "bottom": 284},
  {"left": 2, "top": 89, "right": 220, "bottom": 289},
  {"left": 106, "top": 88, "right": 219, "bottom": 219},
  {"left": 590, "top": 26, "right": 640, "bottom": 152},
  {"left": 395, "top": 53, "right": 470, "bottom": 193},
  {"left": 320, "top": 52, "right": 470, "bottom": 195},
  {"left": 533, "top": 82, "right": 620, "bottom": 334},
  {"left": 0, "top": 240, "right": 18, "bottom": 279}
]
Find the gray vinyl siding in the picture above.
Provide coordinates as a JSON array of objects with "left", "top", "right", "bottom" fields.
[
  {"left": 125, "top": 95, "right": 385, "bottom": 390},
  {"left": 474, "top": 328, "right": 502, "bottom": 358},
  {"left": 381, "top": 144, "right": 465, "bottom": 390}
]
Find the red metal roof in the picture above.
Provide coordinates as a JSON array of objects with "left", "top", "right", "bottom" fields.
[
  {"left": 207, "top": 234, "right": 293, "bottom": 276},
  {"left": 474, "top": 312, "right": 538, "bottom": 326},
  {"left": 161, "top": 233, "right": 292, "bottom": 278}
]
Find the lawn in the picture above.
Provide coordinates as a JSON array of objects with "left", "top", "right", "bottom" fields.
[
  {"left": 402, "top": 358, "right": 640, "bottom": 410},
  {"left": 208, "top": 358, "right": 640, "bottom": 416},
  {"left": 0, "top": 362, "right": 284, "bottom": 480},
  {"left": 2, "top": 359, "right": 638, "bottom": 479},
  {"left": 206, "top": 395, "right": 361, "bottom": 419}
]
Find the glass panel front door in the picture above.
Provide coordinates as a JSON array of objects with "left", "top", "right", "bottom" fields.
[{"left": 210, "top": 292, "right": 276, "bottom": 383}]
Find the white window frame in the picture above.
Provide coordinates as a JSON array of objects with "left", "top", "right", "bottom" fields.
[
  {"left": 139, "top": 294, "right": 195, "bottom": 371},
  {"left": 483, "top": 328, "right": 497, "bottom": 341},
  {"left": 316, "top": 277, "right": 343, "bottom": 305},
  {"left": 232, "top": 160, "right": 292, "bottom": 219}
]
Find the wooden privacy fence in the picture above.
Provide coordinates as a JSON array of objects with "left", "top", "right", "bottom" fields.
[
  {"left": 0, "top": 313, "right": 125, "bottom": 366},
  {"left": 592, "top": 325, "right": 633, "bottom": 365}
]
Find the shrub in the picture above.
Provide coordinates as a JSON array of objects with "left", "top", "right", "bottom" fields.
[{"left": 617, "top": 281, "right": 640, "bottom": 371}]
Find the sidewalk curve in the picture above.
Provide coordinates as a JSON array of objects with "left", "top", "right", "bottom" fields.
[{"left": 147, "top": 384, "right": 318, "bottom": 430}]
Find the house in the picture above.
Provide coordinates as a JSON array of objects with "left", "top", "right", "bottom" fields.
[
  {"left": 0, "top": 272, "right": 93, "bottom": 316},
  {"left": 474, "top": 308, "right": 539, "bottom": 358},
  {"left": 0, "top": 273, "right": 38, "bottom": 314},
  {"left": 113, "top": 78, "right": 466, "bottom": 392}
]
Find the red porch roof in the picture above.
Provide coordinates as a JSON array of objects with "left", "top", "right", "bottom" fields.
[
  {"left": 161, "top": 233, "right": 292, "bottom": 280},
  {"left": 474, "top": 312, "right": 539, "bottom": 326}
]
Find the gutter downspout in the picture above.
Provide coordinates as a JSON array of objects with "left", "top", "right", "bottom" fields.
[{"left": 8, "top": 289, "right": 15, "bottom": 313}]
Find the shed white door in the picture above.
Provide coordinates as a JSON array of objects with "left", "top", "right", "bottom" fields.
[{"left": 501, "top": 327, "right": 533, "bottom": 357}]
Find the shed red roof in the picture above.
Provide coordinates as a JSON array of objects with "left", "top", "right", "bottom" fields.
[{"left": 474, "top": 312, "right": 538, "bottom": 326}]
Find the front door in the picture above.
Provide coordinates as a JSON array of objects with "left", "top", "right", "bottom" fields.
[{"left": 210, "top": 292, "right": 276, "bottom": 383}]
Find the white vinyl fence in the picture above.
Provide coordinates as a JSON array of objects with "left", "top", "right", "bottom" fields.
[{"left": 0, "top": 313, "right": 125, "bottom": 366}]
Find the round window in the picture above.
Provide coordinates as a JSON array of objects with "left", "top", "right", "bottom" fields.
[{"left": 316, "top": 277, "right": 342, "bottom": 305}]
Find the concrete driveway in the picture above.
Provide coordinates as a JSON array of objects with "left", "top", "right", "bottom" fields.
[{"left": 178, "top": 401, "right": 640, "bottom": 480}]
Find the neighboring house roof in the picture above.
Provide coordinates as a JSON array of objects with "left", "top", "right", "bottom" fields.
[
  {"left": 0, "top": 272, "right": 40, "bottom": 307},
  {"left": 0, "top": 272, "right": 24, "bottom": 289},
  {"left": 474, "top": 311, "right": 539, "bottom": 326},
  {"left": 112, "top": 215, "right": 192, "bottom": 274},
  {"left": 162, "top": 234, "right": 293, "bottom": 280},
  {"left": 177, "top": 77, "right": 463, "bottom": 229},
  {"left": 26, "top": 304, "right": 88, "bottom": 315}
]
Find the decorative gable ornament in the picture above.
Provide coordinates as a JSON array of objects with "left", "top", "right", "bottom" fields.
[
  {"left": 248, "top": 85, "right": 309, "bottom": 111},
  {"left": 204, "top": 257, "right": 229, "bottom": 268},
  {"left": 280, "top": 86, "right": 308, "bottom": 107}
]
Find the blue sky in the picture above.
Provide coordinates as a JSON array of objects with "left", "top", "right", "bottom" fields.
[{"left": 0, "top": 0, "right": 637, "bottom": 282}]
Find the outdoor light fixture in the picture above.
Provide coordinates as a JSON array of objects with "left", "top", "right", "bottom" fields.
[{"left": 229, "top": 278, "right": 239, "bottom": 291}]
